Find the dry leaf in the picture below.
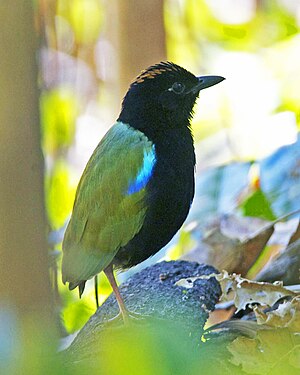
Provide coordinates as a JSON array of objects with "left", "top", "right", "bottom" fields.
[
  {"left": 176, "top": 271, "right": 298, "bottom": 312},
  {"left": 216, "top": 271, "right": 298, "bottom": 312},
  {"left": 254, "top": 296, "right": 300, "bottom": 329},
  {"left": 182, "top": 214, "right": 274, "bottom": 276}
]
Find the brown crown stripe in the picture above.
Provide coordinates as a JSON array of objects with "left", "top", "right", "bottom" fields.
[{"left": 132, "top": 64, "right": 179, "bottom": 85}]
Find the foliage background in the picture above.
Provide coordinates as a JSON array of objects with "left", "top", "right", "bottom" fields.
[{"left": 38, "top": 0, "right": 300, "bottom": 334}]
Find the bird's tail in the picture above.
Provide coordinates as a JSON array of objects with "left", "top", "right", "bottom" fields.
[{"left": 68, "top": 280, "right": 86, "bottom": 297}]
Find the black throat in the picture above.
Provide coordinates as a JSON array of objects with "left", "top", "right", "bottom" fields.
[{"left": 119, "top": 97, "right": 194, "bottom": 144}]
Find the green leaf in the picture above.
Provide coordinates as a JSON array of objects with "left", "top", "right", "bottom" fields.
[
  {"left": 167, "top": 229, "right": 195, "bottom": 260},
  {"left": 59, "top": 270, "right": 112, "bottom": 333},
  {"left": 40, "top": 87, "right": 78, "bottom": 154},
  {"left": 62, "top": 295, "right": 94, "bottom": 333},
  {"left": 228, "top": 328, "right": 300, "bottom": 375},
  {"left": 45, "top": 160, "right": 76, "bottom": 229},
  {"left": 240, "top": 188, "right": 277, "bottom": 221},
  {"left": 69, "top": 0, "right": 104, "bottom": 44}
]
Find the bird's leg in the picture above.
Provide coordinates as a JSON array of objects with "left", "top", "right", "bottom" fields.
[
  {"left": 104, "top": 265, "right": 130, "bottom": 325},
  {"left": 94, "top": 275, "right": 99, "bottom": 309}
]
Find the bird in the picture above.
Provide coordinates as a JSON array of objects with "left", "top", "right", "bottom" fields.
[{"left": 62, "top": 61, "right": 224, "bottom": 323}]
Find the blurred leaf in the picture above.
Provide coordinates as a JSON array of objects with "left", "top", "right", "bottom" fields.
[
  {"left": 189, "top": 163, "right": 250, "bottom": 223},
  {"left": 62, "top": 298, "right": 94, "bottom": 333},
  {"left": 60, "top": 271, "right": 112, "bottom": 334},
  {"left": 240, "top": 188, "right": 277, "bottom": 221},
  {"left": 190, "top": 136, "right": 300, "bottom": 224},
  {"left": 167, "top": 229, "right": 195, "bottom": 260},
  {"left": 228, "top": 328, "right": 300, "bottom": 374},
  {"left": 45, "top": 160, "right": 76, "bottom": 229},
  {"left": 181, "top": 0, "right": 298, "bottom": 50},
  {"left": 260, "top": 135, "right": 300, "bottom": 217},
  {"left": 68, "top": 321, "right": 205, "bottom": 375},
  {"left": 266, "top": 35, "right": 300, "bottom": 128},
  {"left": 182, "top": 214, "right": 273, "bottom": 276},
  {"left": 168, "top": 0, "right": 287, "bottom": 65},
  {"left": 68, "top": 0, "right": 103, "bottom": 45},
  {"left": 40, "top": 87, "right": 78, "bottom": 154}
]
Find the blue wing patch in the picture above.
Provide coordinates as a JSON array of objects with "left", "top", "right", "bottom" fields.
[{"left": 127, "top": 146, "right": 156, "bottom": 195}]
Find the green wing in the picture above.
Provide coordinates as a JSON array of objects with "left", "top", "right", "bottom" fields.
[{"left": 62, "top": 122, "right": 154, "bottom": 286}]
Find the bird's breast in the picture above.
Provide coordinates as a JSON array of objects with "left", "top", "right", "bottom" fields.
[
  {"left": 148, "top": 127, "right": 195, "bottom": 204},
  {"left": 114, "top": 127, "right": 195, "bottom": 268},
  {"left": 146, "top": 137, "right": 195, "bottom": 221}
]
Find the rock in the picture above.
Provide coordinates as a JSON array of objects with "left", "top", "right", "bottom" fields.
[{"left": 65, "top": 260, "right": 221, "bottom": 362}]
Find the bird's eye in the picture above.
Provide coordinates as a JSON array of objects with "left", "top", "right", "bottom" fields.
[{"left": 170, "top": 82, "right": 185, "bottom": 94}]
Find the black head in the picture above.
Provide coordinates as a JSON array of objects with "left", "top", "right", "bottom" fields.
[{"left": 118, "top": 62, "right": 224, "bottom": 134}]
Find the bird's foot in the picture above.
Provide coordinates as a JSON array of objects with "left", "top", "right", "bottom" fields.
[
  {"left": 103, "top": 310, "right": 148, "bottom": 327},
  {"left": 123, "top": 310, "right": 149, "bottom": 325}
]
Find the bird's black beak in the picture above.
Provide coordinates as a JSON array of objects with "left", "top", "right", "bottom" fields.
[{"left": 190, "top": 75, "right": 225, "bottom": 94}]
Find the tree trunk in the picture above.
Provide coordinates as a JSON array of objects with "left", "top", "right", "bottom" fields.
[
  {"left": 0, "top": 1, "right": 53, "bottom": 330},
  {"left": 117, "top": 0, "right": 166, "bottom": 96}
]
